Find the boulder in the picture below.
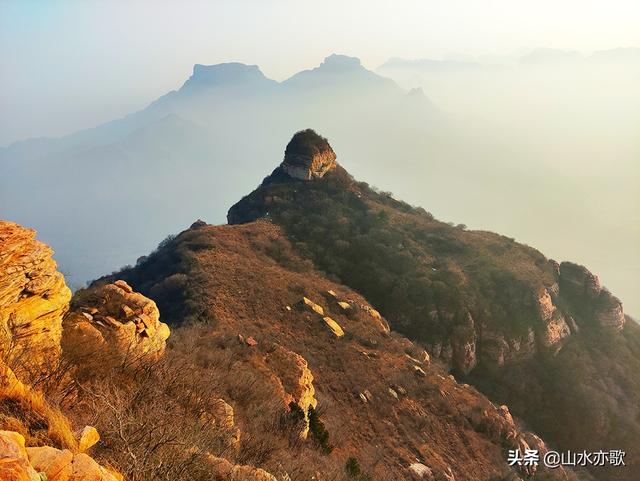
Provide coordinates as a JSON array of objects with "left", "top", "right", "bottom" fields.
[
  {"left": 360, "top": 304, "right": 390, "bottom": 333},
  {"left": 413, "top": 366, "right": 427, "bottom": 377},
  {"left": 298, "top": 297, "right": 324, "bottom": 316},
  {"left": 0, "top": 430, "right": 42, "bottom": 481},
  {"left": 337, "top": 301, "right": 351, "bottom": 311},
  {"left": 27, "top": 446, "right": 73, "bottom": 481},
  {"left": 409, "top": 463, "right": 434, "bottom": 480},
  {"left": 208, "top": 399, "right": 240, "bottom": 449},
  {"left": 76, "top": 426, "right": 100, "bottom": 453},
  {"left": 70, "top": 453, "right": 121, "bottom": 481},
  {"left": 63, "top": 281, "right": 170, "bottom": 368}
]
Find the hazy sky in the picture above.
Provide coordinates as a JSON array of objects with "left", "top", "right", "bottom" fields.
[{"left": 1, "top": 0, "right": 640, "bottom": 145}]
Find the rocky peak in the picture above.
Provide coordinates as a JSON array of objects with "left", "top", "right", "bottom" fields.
[
  {"left": 180, "top": 62, "right": 274, "bottom": 91},
  {"left": 559, "top": 261, "right": 625, "bottom": 330},
  {"left": 280, "top": 129, "right": 337, "bottom": 180},
  {"left": 318, "top": 54, "right": 364, "bottom": 72}
]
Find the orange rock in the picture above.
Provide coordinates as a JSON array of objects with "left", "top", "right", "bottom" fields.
[
  {"left": 27, "top": 446, "right": 73, "bottom": 481},
  {"left": 76, "top": 426, "right": 100, "bottom": 453},
  {"left": 0, "top": 221, "right": 71, "bottom": 367},
  {"left": 0, "top": 431, "right": 42, "bottom": 481}
]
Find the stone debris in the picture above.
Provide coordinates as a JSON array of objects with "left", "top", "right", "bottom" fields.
[
  {"left": 298, "top": 297, "right": 324, "bottom": 316},
  {"left": 322, "top": 316, "right": 344, "bottom": 337}
]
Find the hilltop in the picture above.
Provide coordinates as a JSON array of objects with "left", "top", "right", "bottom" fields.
[{"left": 228, "top": 130, "right": 640, "bottom": 481}]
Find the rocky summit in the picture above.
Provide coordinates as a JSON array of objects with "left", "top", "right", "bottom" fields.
[{"left": 280, "top": 129, "right": 337, "bottom": 181}]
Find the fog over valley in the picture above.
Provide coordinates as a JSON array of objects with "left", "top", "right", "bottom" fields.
[{"left": 1, "top": 49, "right": 638, "bottom": 317}]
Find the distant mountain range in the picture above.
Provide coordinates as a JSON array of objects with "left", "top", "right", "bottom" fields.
[
  {"left": 0, "top": 54, "right": 442, "bottom": 288},
  {"left": 378, "top": 47, "right": 640, "bottom": 72}
]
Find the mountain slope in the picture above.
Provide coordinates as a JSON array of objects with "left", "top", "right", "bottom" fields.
[
  {"left": 227, "top": 131, "right": 639, "bottom": 481},
  {"left": 101, "top": 219, "right": 582, "bottom": 481}
]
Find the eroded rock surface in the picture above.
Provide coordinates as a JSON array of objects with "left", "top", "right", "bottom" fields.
[
  {"left": 265, "top": 345, "right": 317, "bottom": 438},
  {"left": 0, "top": 221, "right": 71, "bottom": 367},
  {"left": 0, "top": 430, "right": 123, "bottom": 481},
  {"left": 559, "top": 261, "right": 625, "bottom": 331},
  {"left": 280, "top": 129, "right": 337, "bottom": 180},
  {"left": 63, "top": 280, "right": 170, "bottom": 367}
]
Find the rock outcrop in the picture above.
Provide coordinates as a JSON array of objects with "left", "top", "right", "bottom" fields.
[
  {"left": 205, "top": 455, "right": 278, "bottom": 481},
  {"left": 205, "top": 398, "right": 240, "bottom": 450},
  {"left": 0, "top": 221, "right": 71, "bottom": 367},
  {"left": 559, "top": 261, "right": 625, "bottom": 331},
  {"left": 280, "top": 129, "right": 337, "bottom": 180},
  {"left": 0, "top": 430, "right": 122, "bottom": 481},
  {"left": 536, "top": 288, "right": 571, "bottom": 348},
  {"left": 62, "top": 280, "right": 170, "bottom": 368},
  {"left": 265, "top": 345, "right": 317, "bottom": 438}
]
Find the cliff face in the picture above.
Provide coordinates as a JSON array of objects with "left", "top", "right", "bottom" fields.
[
  {"left": 0, "top": 221, "right": 71, "bottom": 369},
  {"left": 0, "top": 221, "right": 171, "bottom": 481},
  {"left": 559, "top": 261, "right": 625, "bottom": 330}
]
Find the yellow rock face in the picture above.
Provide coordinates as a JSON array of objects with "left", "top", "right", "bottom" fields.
[
  {"left": 265, "top": 345, "right": 317, "bottom": 438},
  {"left": 322, "top": 316, "right": 344, "bottom": 337},
  {"left": 0, "top": 221, "right": 71, "bottom": 368},
  {"left": 76, "top": 426, "right": 100, "bottom": 453},
  {"left": 0, "top": 430, "right": 42, "bottom": 481},
  {"left": 27, "top": 446, "right": 73, "bottom": 481},
  {"left": 300, "top": 297, "right": 324, "bottom": 316},
  {"left": 0, "top": 437, "right": 124, "bottom": 481}
]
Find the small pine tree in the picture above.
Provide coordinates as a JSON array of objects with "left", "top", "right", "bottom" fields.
[
  {"left": 345, "top": 457, "right": 362, "bottom": 477},
  {"left": 307, "top": 406, "right": 332, "bottom": 453}
]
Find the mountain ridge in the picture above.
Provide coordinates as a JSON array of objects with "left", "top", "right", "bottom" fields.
[{"left": 226, "top": 130, "right": 639, "bottom": 481}]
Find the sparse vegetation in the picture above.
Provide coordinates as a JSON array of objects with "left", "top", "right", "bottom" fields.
[
  {"left": 285, "top": 128, "right": 333, "bottom": 160},
  {"left": 308, "top": 406, "right": 332, "bottom": 454}
]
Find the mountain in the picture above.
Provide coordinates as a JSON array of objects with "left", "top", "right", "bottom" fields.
[
  {"left": 227, "top": 130, "right": 640, "bottom": 481},
  {"left": 374, "top": 50, "right": 640, "bottom": 319},
  {"left": 1, "top": 220, "right": 583, "bottom": 481},
  {"left": 378, "top": 57, "right": 482, "bottom": 74},
  {"left": 588, "top": 47, "right": 640, "bottom": 62},
  {"left": 0, "top": 54, "right": 442, "bottom": 291},
  {"left": 94, "top": 221, "right": 583, "bottom": 481},
  {"left": 3, "top": 130, "right": 637, "bottom": 480}
]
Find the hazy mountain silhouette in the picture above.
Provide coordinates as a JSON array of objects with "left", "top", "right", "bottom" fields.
[{"left": 0, "top": 54, "right": 443, "bottom": 288}]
